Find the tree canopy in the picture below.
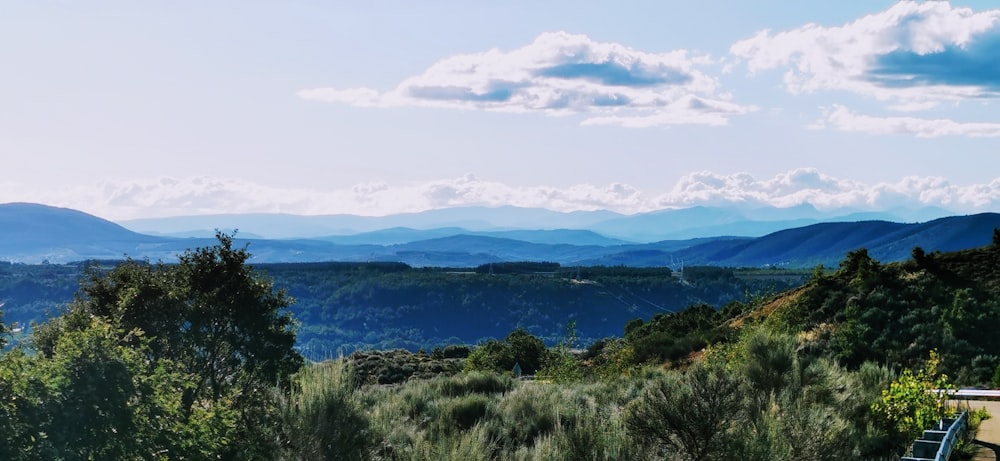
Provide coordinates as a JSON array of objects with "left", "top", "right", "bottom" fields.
[{"left": 2, "top": 232, "right": 303, "bottom": 460}]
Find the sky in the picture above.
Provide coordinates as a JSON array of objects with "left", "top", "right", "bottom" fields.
[{"left": 2, "top": 0, "right": 1000, "bottom": 221}]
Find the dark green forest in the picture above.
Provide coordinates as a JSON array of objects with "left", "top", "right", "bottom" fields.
[{"left": 0, "top": 260, "right": 804, "bottom": 359}]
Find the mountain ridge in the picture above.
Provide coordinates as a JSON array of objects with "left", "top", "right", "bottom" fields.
[
  {"left": 118, "top": 204, "right": 954, "bottom": 242},
  {"left": 1, "top": 202, "right": 997, "bottom": 268}
]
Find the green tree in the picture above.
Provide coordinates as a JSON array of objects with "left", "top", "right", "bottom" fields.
[
  {"left": 504, "top": 329, "right": 548, "bottom": 375},
  {"left": 34, "top": 317, "right": 146, "bottom": 459},
  {"left": 464, "top": 329, "right": 548, "bottom": 376},
  {"left": 538, "top": 321, "right": 583, "bottom": 383},
  {"left": 2, "top": 314, "right": 197, "bottom": 460},
  {"left": 871, "top": 350, "right": 952, "bottom": 445},
  {"left": 0, "top": 348, "right": 45, "bottom": 460},
  {"left": 464, "top": 339, "right": 515, "bottom": 374},
  {"left": 28, "top": 233, "right": 303, "bottom": 459}
]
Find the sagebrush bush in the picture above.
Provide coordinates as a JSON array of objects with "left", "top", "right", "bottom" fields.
[
  {"left": 435, "top": 371, "right": 513, "bottom": 397},
  {"left": 279, "top": 360, "right": 372, "bottom": 461},
  {"left": 433, "top": 394, "right": 491, "bottom": 434}
]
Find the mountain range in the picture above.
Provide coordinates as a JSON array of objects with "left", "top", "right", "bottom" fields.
[
  {"left": 119, "top": 204, "right": 952, "bottom": 242},
  {"left": 1, "top": 202, "right": 998, "bottom": 268}
]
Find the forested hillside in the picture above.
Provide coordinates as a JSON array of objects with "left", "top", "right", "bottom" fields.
[{"left": 0, "top": 260, "right": 804, "bottom": 359}]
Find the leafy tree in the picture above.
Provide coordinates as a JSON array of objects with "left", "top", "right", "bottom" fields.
[
  {"left": 464, "top": 339, "right": 516, "bottom": 375},
  {"left": 504, "top": 329, "right": 548, "bottom": 375},
  {"left": 464, "top": 329, "right": 548, "bottom": 375},
  {"left": 26, "top": 232, "right": 303, "bottom": 459},
  {"left": 625, "top": 304, "right": 725, "bottom": 365},
  {"left": 871, "top": 350, "right": 952, "bottom": 445},
  {"left": 33, "top": 317, "right": 147, "bottom": 459},
  {"left": 0, "top": 348, "right": 45, "bottom": 460},
  {"left": 538, "top": 321, "right": 583, "bottom": 383},
  {"left": 2, "top": 314, "right": 198, "bottom": 460}
]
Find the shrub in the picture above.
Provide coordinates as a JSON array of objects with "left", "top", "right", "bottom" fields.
[
  {"left": 625, "top": 363, "right": 746, "bottom": 460},
  {"left": 434, "top": 394, "right": 491, "bottom": 434},
  {"left": 279, "top": 361, "right": 372, "bottom": 461},
  {"left": 871, "top": 350, "right": 953, "bottom": 448},
  {"left": 437, "top": 372, "right": 514, "bottom": 397}
]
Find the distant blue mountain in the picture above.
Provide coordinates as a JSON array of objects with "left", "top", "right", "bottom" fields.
[
  {"left": 0, "top": 203, "right": 168, "bottom": 262},
  {"left": 2, "top": 202, "right": 997, "bottom": 268},
  {"left": 318, "top": 227, "right": 632, "bottom": 246},
  {"left": 665, "top": 214, "right": 1000, "bottom": 267},
  {"left": 120, "top": 206, "right": 626, "bottom": 239},
  {"left": 119, "top": 204, "right": 952, "bottom": 243}
]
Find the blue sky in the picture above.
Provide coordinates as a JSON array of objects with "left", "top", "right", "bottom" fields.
[{"left": 2, "top": 1, "right": 999, "bottom": 220}]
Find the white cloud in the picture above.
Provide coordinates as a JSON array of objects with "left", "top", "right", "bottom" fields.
[
  {"left": 5, "top": 170, "right": 1000, "bottom": 221},
  {"left": 657, "top": 169, "right": 867, "bottom": 209},
  {"left": 299, "top": 31, "right": 755, "bottom": 126},
  {"left": 581, "top": 95, "right": 754, "bottom": 127},
  {"left": 814, "top": 104, "right": 1000, "bottom": 137},
  {"left": 297, "top": 87, "right": 382, "bottom": 107},
  {"left": 654, "top": 168, "right": 1000, "bottom": 213},
  {"left": 730, "top": 1, "right": 1000, "bottom": 107}
]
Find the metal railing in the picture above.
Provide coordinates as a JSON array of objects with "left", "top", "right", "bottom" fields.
[{"left": 900, "top": 410, "right": 968, "bottom": 461}]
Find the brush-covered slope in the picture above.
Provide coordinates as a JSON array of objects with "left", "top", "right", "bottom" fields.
[
  {"left": 618, "top": 233, "right": 1000, "bottom": 386},
  {"left": 738, "top": 234, "right": 1000, "bottom": 382}
]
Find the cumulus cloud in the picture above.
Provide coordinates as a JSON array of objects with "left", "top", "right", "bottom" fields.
[
  {"left": 6, "top": 170, "right": 1000, "bottom": 221},
  {"left": 299, "top": 31, "right": 755, "bottom": 126},
  {"left": 654, "top": 168, "right": 1000, "bottom": 212},
  {"left": 730, "top": 1, "right": 1000, "bottom": 107},
  {"left": 813, "top": 104, "right": 1000, "bottom": 137},
  {"left": 657, "top": 169, "right": 867, "bottom": 209}
]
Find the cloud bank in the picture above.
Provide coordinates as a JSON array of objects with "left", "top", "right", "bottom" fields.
[
  {"left": 730, "top": 1, "right": 1000, "bottom": 105},
  {"left": 730, "top": 1, "right": 1000, "bottom": 136},
  {"left": 299, "top": 31, "right": 755, "bottom": 126},
  {"left": 813, "top": 104, "right": 1000, "bottom": 138},
  {"left": 5, "top": 169, "right": 1000, "bottom": 221}
]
